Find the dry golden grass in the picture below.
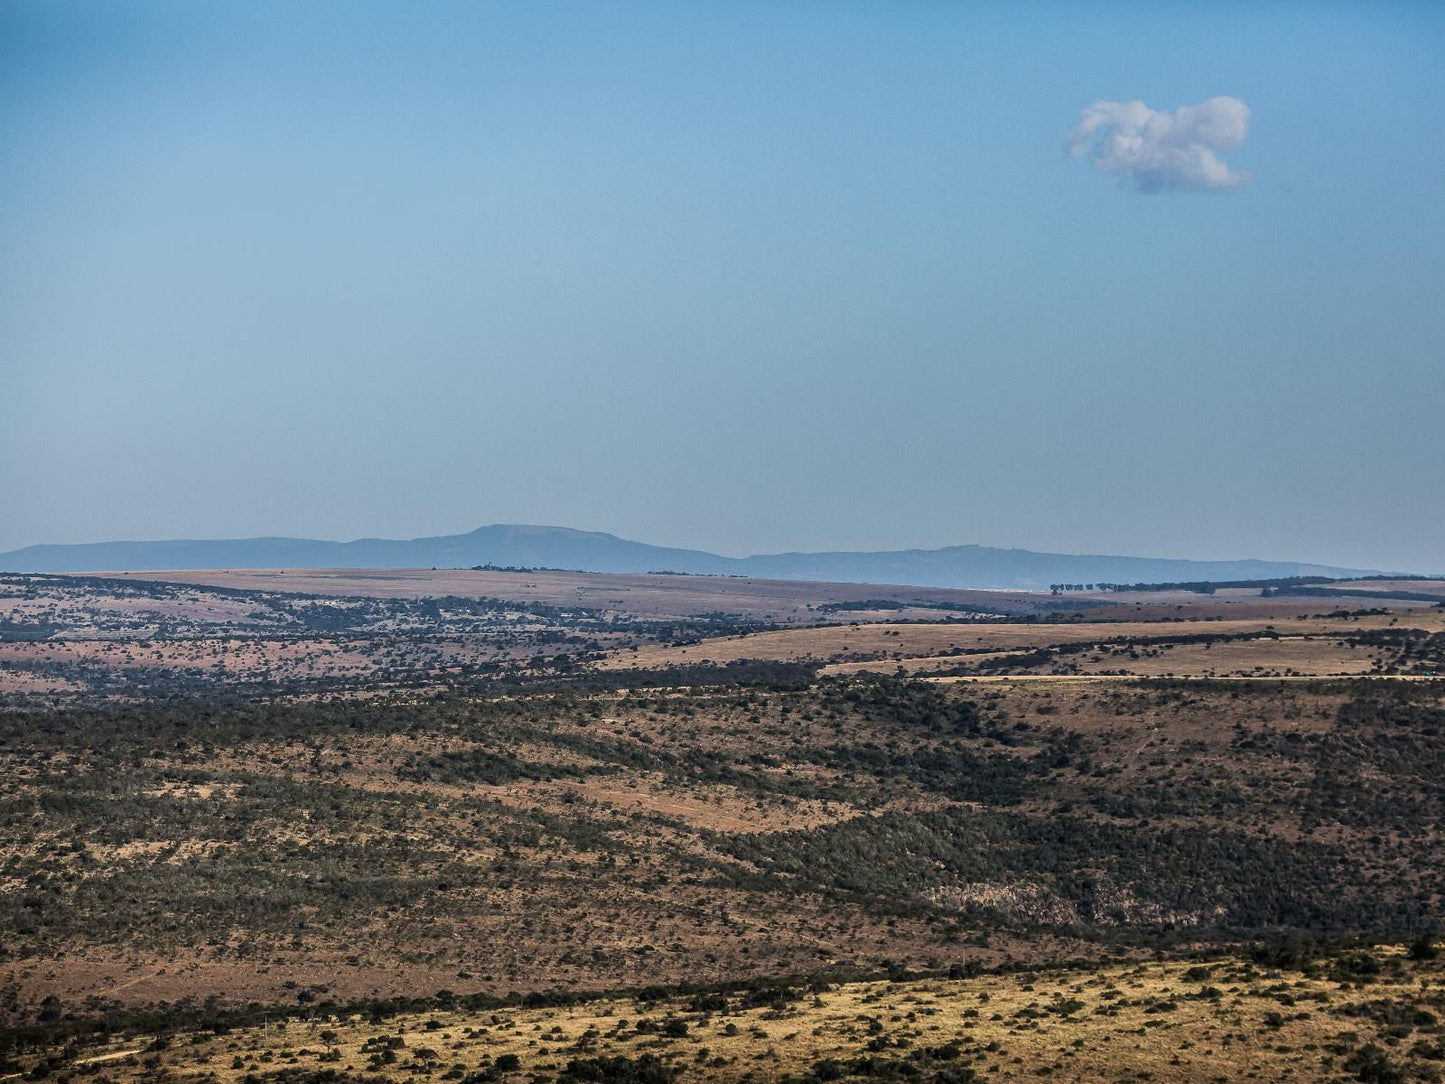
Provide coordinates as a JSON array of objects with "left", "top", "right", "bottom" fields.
[
  {"left": 1333, "top": 579, "right": 1445, "bottom": 597},
  {"left": 603, "top": 610, "right": 1444, "bottom": 679},
  {"left": 825, "top": 637, "right": 1389, "bottom": 680},
  {"left": 23, "top": 945, "right": 1445, "bottom": 1084}
]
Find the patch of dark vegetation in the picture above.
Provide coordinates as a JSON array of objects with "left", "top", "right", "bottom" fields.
[{"left": 557, "top": 1053, "right": 676, "bottom": 1083}]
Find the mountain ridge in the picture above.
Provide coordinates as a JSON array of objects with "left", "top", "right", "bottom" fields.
[{"left": 0, "top": 524, "right": 1390, "bottom": 590}]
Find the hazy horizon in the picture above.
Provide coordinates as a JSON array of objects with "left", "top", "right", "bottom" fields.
[
  {"left": 0, "top": 520, "right": 1426, "bottom": 577},
  {"left": 4, "top": 2, "right": 1442, "bottom": 571}
]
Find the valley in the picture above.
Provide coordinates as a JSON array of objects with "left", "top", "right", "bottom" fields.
[{"left": 1, "top": 568, "right": 1442, "bottom": 1083}]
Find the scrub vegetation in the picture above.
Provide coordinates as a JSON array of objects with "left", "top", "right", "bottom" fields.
[{"left": 2, "top": 570, "right": 1442, "bottom": 1082}]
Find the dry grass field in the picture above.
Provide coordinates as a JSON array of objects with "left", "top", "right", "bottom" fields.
[
  {"left": 98, "top": 570, "right": 1054, "bottom": 624},
  {"left": 603, "top": 611, "right": 1445, "bottom": 681},
  {"left": 1333, "top": 580, "right": 1445, "bottom": 598},
  {"left": 9, "top": 944, "right": 1444, "bottom": 1084}
]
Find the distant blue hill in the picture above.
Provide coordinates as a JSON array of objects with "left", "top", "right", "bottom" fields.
[{"left": 0, "top": 524, "right": 1386, "bottom": 590}]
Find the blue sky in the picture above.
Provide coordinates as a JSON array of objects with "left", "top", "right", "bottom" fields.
[{"left": 3, "top": 2, "right": 1442, "bottom": 570}]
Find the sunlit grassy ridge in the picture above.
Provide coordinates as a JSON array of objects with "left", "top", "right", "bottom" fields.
[{"left": 9, "top": 943, "right": 1444, "bottom": 1084}]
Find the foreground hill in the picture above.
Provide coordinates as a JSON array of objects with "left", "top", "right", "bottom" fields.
[
  {"left": 6, "top": 938, "right": 1443, "bottom": 1084},
  {"left": 0, "top": 524, "right": 1383, "bottom": 589}
]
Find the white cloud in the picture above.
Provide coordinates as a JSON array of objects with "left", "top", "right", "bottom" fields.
[{"left": 1067, "top": 96, "right": 1252, "bottom": 193}]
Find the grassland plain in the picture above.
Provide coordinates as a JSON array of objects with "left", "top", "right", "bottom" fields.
[
  {"left": 5, "top": 571, "right": 1442, "bottom": 702},
  {"left": 6, "top": 944, "right": 1445, "bottom": 1083},
  {"left": 0, "top": 571, "right": 1042, "bottom": 703},
  {"left": 599, "top": 612, "right": 1445, "bottom": 679}
]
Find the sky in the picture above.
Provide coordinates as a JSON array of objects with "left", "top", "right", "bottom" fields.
[{"left": 2, "top": 2, "right": 1443, "bottom": 572}]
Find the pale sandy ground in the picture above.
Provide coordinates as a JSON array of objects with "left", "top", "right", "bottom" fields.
[
  {"left": 77, "top": 568, "right": 1054, "bottom": 622},
  {"left": 601, "top": 610, "right": 1445, "bottom": 676}
]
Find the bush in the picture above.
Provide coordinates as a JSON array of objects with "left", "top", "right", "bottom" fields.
[
  {"left": 1344, "top": 1044, "right": 1405, "bottom": 1084},
  {"left": 1409, "top": 935, "right": 1439, "bottom": 961},
  {"left": 557, "top": 1054, "right": 676, "bottom": 1083}
]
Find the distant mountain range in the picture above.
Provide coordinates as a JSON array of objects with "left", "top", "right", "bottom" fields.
[{"left": 0, "top": 524, "right": 1385, "bottom": 590}]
